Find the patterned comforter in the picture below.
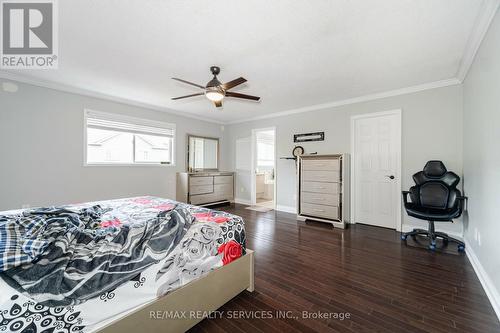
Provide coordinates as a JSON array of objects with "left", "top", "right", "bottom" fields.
[{"left": 0, "top": 197, "right": 246, "bottom": 332}]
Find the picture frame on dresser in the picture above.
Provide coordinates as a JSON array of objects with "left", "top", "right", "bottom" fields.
[{"left": 296, "top": 154, "right": 350, "bottom": 228}]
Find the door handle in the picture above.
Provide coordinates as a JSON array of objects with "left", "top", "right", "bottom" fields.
[{"left": 386, "top": 175, "right": 395, "bottom": 180}]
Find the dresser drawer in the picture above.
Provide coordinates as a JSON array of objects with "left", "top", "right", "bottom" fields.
[
  {"left": 190, "top": 193, "right": 221, "bottom": 205},
  {"left": 302, "top": 159, "right": 340, "bottom": 171},
  {"left": 302, "top": 170, "right": 339, "bottom": 183},
  {"left": 302, "top": 181, "right": 340, "bottom": 194},
  {"left": 190, "top": 184, "right": 213, "bottom": 195},
  {"left": 301, "top": 192, "right": 339, "bottom": 207},
  {"left": 214, "top": 183, "right": 233, "bottom": 197},
  {"left": 214, "top": 175, "right": 233, "bottom": 184},
  {"left": 301, "top": 203, "right": 339, "bottom": 220},
  {"left": 190, "top": 176, "right": 213, "bottom": 186}
]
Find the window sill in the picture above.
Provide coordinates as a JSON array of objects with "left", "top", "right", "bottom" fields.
[{"left": 84, "top": 162, "right": 175, "bottom": 167}]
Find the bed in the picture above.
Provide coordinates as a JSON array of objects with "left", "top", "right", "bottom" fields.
[{"left": 0, "top": 196, "right": 254, "bottom": 333}]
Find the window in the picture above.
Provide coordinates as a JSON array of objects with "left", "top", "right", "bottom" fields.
[
  {"left": 257, "top": 141, "right": 274, "bottom": 167},
  {"left": 255, "top": 130, "right": 275, "bottom": 173},
  {"left": 85, "top": 110, "right": 175, "bottom": 165}
]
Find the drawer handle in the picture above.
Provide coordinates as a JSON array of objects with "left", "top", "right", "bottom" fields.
[{"left": 314, "top": 209, "right": 325, "bottom": 212}]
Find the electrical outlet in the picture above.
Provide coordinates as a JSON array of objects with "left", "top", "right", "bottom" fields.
[
  {"left": 21, "top": 204, "right": 30, "bottom": 209},
  {"left": 474, "top": 228, "right": 479, "bottom": 241},
  {"left": 477, "top": 231, "right": 481, "bottom": 246},
  {"left": 240, "top": 187, "right": 245, "bottom": 193}
]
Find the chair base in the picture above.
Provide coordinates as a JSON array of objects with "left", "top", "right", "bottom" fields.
[{"left": 401, "top": 221, "right": 465, "bottom": 252}]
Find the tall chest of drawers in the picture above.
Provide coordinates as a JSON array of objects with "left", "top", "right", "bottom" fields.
[
  {"left": 176, "top": 172, "right": 234, "bottom": 206},
  {"left": 297, "top": 154, "right": 350, "bottom": 228}
]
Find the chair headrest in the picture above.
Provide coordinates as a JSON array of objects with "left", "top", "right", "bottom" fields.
[
  {"left": 423, "top": 161, "right": 447, "bottom": 178},
  {"left": 413, "top": 160, "right": 460, "bottom": 188}
]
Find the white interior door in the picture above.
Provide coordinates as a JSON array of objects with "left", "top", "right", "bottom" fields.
[{"left": 352, "top": 110, "right": 401, "bottom": 230}]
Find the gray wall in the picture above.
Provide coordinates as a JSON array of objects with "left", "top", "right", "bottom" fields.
[
  {"left": 0, "top": 82, "right": 224, "bottom": 210},
  {"left": 226, "top": 85, "right": 464, "bottom": 235},
  {"left": 0, "top": 81, "right": 465, "bottom": 236},
  {"left": 463, "top": 10, "right": 500, "bottom": 311}
]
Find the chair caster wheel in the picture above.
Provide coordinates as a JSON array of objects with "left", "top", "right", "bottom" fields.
[
  {"left": 401, "top": 234, "right": 407, "bottom": 241},
  {"left": 458, "top": 245, "right": 465, "bottom": 252},
  {"left": 429, "top": 244, "right": 436, "bottom": 251}
]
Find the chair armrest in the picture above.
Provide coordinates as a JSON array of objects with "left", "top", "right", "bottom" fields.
[
  {"left": 402, "top": 191, "right": 411, "bottom": 205},
  {"left": 457, "top": 196, "right": 468, "bottom": 210}
]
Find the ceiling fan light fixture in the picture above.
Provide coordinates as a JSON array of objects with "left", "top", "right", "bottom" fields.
[
  {"left": 171, "top": 67, "right": 260, "bottom": 105},
  {"left": 205, "top": 88, "right": 225, "bottom": 102}
]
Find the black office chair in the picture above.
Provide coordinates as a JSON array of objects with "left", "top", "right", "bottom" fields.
[{"left": 401, "top": 161, "right": 467, "bottom": 251}]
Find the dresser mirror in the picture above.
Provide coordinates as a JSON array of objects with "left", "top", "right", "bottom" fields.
[{"left": 187, "top": 135, "right": 219, "bottom": 172}]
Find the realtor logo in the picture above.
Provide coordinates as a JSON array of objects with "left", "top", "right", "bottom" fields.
[{"left": 1, "top": 0, "right": 58, "bottom": 69}]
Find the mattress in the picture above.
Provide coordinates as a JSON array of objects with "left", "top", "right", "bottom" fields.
[{"left": 0, "top": 196, "right": 246, "bottom": 333}]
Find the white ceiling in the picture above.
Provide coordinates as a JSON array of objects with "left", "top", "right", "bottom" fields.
[{"left": 1, "top": 0, "right": 494, "bottom": 123}]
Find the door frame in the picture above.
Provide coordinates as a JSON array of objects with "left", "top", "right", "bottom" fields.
[
  {"left": 350, "top": 109, "right": 402, "bottom": 231},
  {"left": 251, "top": 126, "right": 277, "bottom": 208}
]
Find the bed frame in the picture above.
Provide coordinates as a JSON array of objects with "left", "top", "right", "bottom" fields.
[{"left": 99, "top": 249, "right": 254, "bottom": 333}]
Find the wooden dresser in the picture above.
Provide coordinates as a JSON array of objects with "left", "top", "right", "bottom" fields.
[
  {"left": 176, "top": 172, "right": 234, "bottom": 206},
  {"left": 297, "top": 154, "right": 350, "bottom": 228}
]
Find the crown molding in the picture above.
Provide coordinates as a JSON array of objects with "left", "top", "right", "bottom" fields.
[
  {"left": 226, "top": 78, "right": 461, "bottom": 124},
  {"left": 2, "top": 71, "right": 461, "bottom": 126},
  {"left": 457, "top": 0, "right": 499, "bottom": 83},
  {"left": 0, "top": 71, "right": 225, "bottom": 125}
]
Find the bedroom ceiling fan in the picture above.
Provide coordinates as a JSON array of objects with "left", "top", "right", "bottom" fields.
[{"left": 171, "top": 66, "right": 260, "bottom": 108}]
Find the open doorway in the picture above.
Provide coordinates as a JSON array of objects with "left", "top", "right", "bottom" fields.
[{"left": 251, "top": 127, "right": 276, "bottom": 210}]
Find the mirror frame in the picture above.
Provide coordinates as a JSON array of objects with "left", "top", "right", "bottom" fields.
[{"left": 186, "top": 134, "right": 220, "bottom": 173}]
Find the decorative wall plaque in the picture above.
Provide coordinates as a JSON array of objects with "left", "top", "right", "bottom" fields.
[{"left": 293, "top": 132, "right": 324, "bottom": 143}]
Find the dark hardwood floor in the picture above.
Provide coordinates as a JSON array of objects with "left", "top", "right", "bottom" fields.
[{"left": 190, "top": 204, "right": 500, "bottom": 333}]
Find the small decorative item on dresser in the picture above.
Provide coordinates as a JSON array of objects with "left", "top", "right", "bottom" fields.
[
  {"left": 296, "top": 154, "right": 350, "bottom": 228},
  {"left": 292, "top": 145, "right": 304, "bottom": 158}
]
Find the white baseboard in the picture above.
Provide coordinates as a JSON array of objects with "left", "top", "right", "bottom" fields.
[
  {"left": 276, "top": 205, "right": 296, "bottom": 214},
  {"left": 401, "top": 224, "right": 463, "bottom": 240},
  {"left": 465, "top": 238, "right": 500, "bottom": 321},
  {"left": 233, "top": 198, "right": 252, "bottom": 205},
  {"left": 234, "top": 199, "right": 296, "bottom": 214}
]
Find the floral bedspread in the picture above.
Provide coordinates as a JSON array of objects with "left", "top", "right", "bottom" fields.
[{"left": 0, "top": 196, "right": 246, "bottom": 333}]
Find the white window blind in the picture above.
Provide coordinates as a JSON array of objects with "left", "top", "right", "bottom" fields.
[
  {"left": 86, "top": 110, "right": 175, "bottom": 137},
  {"left": 84, "top": 110, "right": 175, "bottom": 165}
]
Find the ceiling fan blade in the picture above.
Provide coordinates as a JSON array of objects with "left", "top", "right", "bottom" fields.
[
  {"left": 225, "top": 91, "right": 260, "bottom": 101},
  {"left": 214, "top": 100, "right": 223, "bottom": 108},
  {"left": 172, "top": 78, "right": 205, "bottom": 89},
  {"left": 221, "top": 77, "right": 247, "bottom": 90},
  {"left": 171, "top": 92, "right": 205, "bottom": 100}
]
